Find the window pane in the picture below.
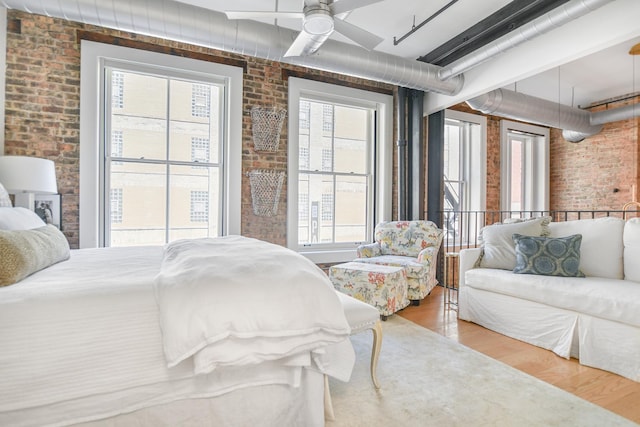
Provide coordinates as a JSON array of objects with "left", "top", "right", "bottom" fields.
[
  {"left": 110, "top": 71, "right": 168, "bottom": 161},
  {"left": 109, "top": 162, "right": 167, "bottom": 246},
  {"left": 169, "top": 80, "right": 221, "bottom": 164},
  {"left": 334, "top": 105, "right": 368, "bottom": 174},
  {"left": 335, "top": 175, "right": 367, "bottom": 242},
  {"left": 510, "top": 138, "right": 523, "bottom": 212},
  {"left": 169, "top": 165, "right": 219, "bottom": 241},
  {"left": 298, "top": 173, "right": 333, "bottom": 245}
]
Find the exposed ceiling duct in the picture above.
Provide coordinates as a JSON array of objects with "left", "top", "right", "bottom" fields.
[
  {"left": 0, "top": 0, "right": 463, "bottom": 95},
  {"left": 437, "top": 0, "right": 613, "bottom": 81},
  {"left": 466, "top": 88, "right": 640, "bottom": 142},
  {"left": 0, "top": 0, "right": 626, "bottom": 140}
]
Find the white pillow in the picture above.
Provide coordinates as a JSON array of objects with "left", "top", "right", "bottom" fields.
[
  {"left": 0, "top": 207, "right": 47, "bottom": 230},
  {"left": 479, "top": 216, "right": 551, "bottom": 270},
  {"left": 549, "top": 217, "right": 624, "bottom": 279},
  {"left": 0, "top": 182, "right": 12, "bottom": 207}
]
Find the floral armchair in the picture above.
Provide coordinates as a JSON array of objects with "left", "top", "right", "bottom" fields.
[{"left": 354, "top": 220, "right": 444, "bottom": 303}]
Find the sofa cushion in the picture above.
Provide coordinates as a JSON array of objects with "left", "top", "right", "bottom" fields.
[
  {"left": 548, "top": 217, "right": 624, "bottom": 279},
  {"left": 624, "top": 218, "right": 640, "bottom": 282},
  {"left": 353, "top": 255, "right": 427, "bottom": 279},
  {"left": 513, "top": 234, "right": 585, "bottom": 277},
  {"left": 465, "top": 268, "right": 640, "bottom": 328},
  {"left": 479, "top": 216, "right": 551, "bottom": 270}
]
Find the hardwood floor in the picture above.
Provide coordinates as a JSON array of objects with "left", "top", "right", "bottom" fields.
[{"left": 398, "top": 286, "right": 640, "bottom": 424}]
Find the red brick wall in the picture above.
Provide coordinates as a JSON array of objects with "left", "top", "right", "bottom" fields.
[
  {"left": 550, "top": 96, "right": 640, "bottom": 211},
  {"left": 3, "top": 10, "right": 393, "bottom": 248}
]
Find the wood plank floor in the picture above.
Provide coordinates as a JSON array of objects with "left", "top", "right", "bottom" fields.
[{"left": 398, "top": 286, "right": 640, "bottom": 424}]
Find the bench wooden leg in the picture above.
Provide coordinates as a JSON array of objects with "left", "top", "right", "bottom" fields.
[
  {"left": 324, "top": 375, "right": 335, "bottom": 421},
  {"left": 370, "top": 320, "right": 383, "bottom": 389}
]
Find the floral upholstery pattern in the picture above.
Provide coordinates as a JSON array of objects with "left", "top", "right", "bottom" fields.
[
  {"left": 329, "top": 262, "right": 409, "bottom": 318},
  {"left": 355, "top": 220, "right": 443, "bottom": 301}
]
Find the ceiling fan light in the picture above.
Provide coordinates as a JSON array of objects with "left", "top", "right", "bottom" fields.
[{"left": 303, "top": 11, "right": 334, "bottom": 35}]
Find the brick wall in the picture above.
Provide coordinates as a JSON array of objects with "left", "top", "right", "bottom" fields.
[
  {"left": 3, "top": 10, "right": 393, "bottom": 248},
  {"left": 550, "top": 96, "right": 640, "bottom": 211}
]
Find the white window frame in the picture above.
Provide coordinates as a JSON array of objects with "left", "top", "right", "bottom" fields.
[
  {"left": 79, "top": 40, "right": 242, "bottom": 248},
  {"left": 500, "top": 120, "right": 549, "bottom": 212},
  {"left": 287, "top": 78, "right": 393, "bottom": 264},
  {"left": 444, "top": 109, "right": 487, "bottom": 213}
]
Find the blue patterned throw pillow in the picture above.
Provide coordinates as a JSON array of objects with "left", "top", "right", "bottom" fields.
[{"left": 512, "top": 233, "right": 585, "bottom": 277}]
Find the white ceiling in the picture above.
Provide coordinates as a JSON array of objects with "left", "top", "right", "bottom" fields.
[{"left": 178, "top": 0, "right": 640, "bottom": 109}]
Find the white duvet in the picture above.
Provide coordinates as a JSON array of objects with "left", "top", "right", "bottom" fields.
[
  {"left": 0, "top": 238, "right": 355, "bottom": 427},
  {"left": 154, "top": 235, "right": 354, "bottom": 376}
]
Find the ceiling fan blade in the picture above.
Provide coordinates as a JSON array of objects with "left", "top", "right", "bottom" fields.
[
  {"left": 333, "top": 18, "right": 383, "bottom": 50},
  {"left": 330, "top": 0, "right": 386, "bottom": 15},
  {"left": 224, "top": 11, "right": 304, "bottom": 20},
  {"left": 630, "top": 42, "right": 640, "bottom": 55},
  {"left": 284, "top": 31, "right": 316, "bottom": 57}
]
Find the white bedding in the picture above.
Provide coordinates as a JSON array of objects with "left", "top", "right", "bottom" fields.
[
  {"left": 0, "top": 241, "right": 353, "bottom": 427},
  {"left": 155, "top": 236, "right": 354, "bottom": 376}
]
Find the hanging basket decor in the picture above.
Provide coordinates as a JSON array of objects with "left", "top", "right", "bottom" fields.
[
  {"left": 248, "top": 169, "right": 285, "bottom": 217},
  {"left": 251, "top": 106, "right": 287, "bottom": 152}
]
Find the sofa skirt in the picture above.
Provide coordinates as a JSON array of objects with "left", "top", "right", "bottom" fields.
[{"left": 459, "top": 286, "right": 640, "bottom": 382}]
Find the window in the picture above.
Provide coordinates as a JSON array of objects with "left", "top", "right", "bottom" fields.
[
  {"left": 500, "top": 120, "right": 549, "bottom": 213},
  {"left": 322, "top": 104, "right": 333, "bottom": 132},
  {"left": 321, "top": 148, "right": 332, "bottom": 171},
  {"left": 299, "top": 100, "right": 310, "bottom": 130},
  {"left": 299, "top": 146, "right": 310, "bottom": 170},
  {"left": 443, "top": 110, "right": 487, "bottom": 245},
  {"left": 191, "top": 136, "right": 210, "bottom": 163},
  {"left": 321, "top": 193, "right": 333, "bottom": 221},
  {"left": 190, "top": 191, "right": 209, "bottom": 222},
  {"left": 287, "top": 78, "right": 393, "bottom": 263},
  {"left": 191, "top": 84, "right": 210, "bottom": 118},
  {"left": 112, "top": 71, "right": 124, "bottom": 109},
  {"left": 110, "top": 188, "right": 122, "bottom": 223},
  {"left": 79, "top": 41, "right": 242, "bottom": 248},
  {"left": 298, "top": 192, "right": 309, "bottom": 222}
]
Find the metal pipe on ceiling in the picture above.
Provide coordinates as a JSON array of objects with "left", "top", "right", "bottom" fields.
[
  {"left": 0, "top": 0, "right": 465, "bottom": 95},
  {"left": 466, "top": 88, "right": 640, "bottom": 142}
]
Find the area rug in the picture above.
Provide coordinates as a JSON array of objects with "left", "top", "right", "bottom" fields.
[{"left": 327, "top": 316, "right": 637, "bottom": 427}]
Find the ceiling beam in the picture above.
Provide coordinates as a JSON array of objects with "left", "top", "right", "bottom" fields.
[
  {"left": 423, "top": 0, "right": 640, "bottom": 115},
  {"left": 418, "top": 0, "right": 571, "bottom": 66}
]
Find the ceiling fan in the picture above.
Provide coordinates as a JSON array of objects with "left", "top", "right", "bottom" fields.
[
  {"left": 224, "top": 0, "right": 386, "bottom": 57},
  {"left": 631, "top": 42, "right": 640, "bottom": 55}
]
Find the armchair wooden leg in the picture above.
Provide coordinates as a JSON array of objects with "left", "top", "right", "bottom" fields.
[{"left": 370, "top": 320, "right": 383, "bottom": 389}]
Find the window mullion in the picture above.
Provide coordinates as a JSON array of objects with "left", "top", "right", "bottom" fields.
[{"left": 164, "top": 77, "right": 171, "bottom": 244}]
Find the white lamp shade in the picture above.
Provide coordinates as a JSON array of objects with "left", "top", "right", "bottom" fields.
[{"left": 0, "top": 155, "right": 58, "bottom": 194}]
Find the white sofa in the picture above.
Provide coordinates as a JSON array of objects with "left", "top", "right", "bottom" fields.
[{"left": 459, "top": 216, "right": 640, "bottom": 382}]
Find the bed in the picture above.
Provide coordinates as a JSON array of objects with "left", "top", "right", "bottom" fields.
[{"left": 0, "top": 206, "right": 354, "bottom": 427}]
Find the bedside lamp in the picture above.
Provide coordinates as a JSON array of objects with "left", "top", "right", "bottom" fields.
[{"left": 0, "top": 155, "right": 58, "bottom": 210}]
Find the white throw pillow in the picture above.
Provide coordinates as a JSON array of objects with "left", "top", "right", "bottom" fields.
[
  {"left": 0, "top": 207, "right": 46, "bottom": 230},
  {"left": 549, "top": 216, "right": 624, "bottom": 279},
  {"left": 479, "top": 216, "right": 551, "bottom": 270},
  {"left": 0, "top": 182, "right": 12, "bottom": 207},
  {"left": 623, "top": 218, "right": 640, "bottom": 282}
]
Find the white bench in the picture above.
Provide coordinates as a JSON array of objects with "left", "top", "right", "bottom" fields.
[{"left": 326, "top": 291, "right": 383, "bottom": 421}]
